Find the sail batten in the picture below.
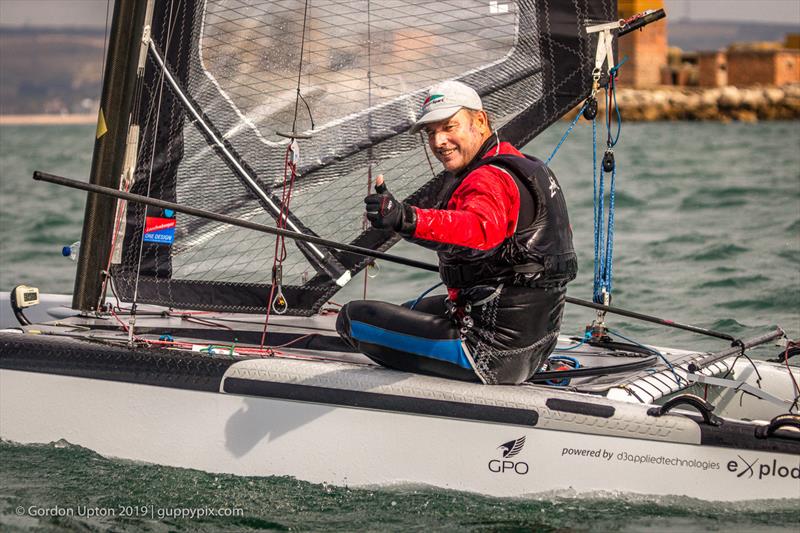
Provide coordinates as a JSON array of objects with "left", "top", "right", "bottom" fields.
[{"left": 111, "top": 0, "right": 615, "bottom": 314}]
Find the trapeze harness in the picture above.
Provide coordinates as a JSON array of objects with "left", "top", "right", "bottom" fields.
[{"left": 336, "top": 143, "right": 577, "bottom": 384}]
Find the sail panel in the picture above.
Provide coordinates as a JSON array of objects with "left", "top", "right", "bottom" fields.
[
  {"left": 199, "top": 0, "right": 518, "bottom": 145},
  {"left": 112, "top": 0, "right": 615, "bottom": 314}
]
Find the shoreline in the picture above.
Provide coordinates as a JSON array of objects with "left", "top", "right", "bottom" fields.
[
  {"left": 614, "top": 84, "right": 800, "bottom": 122},
  {"left": 2, "top": 85, "right": 799, "bottom": 126},
  {"left": 0, "top": 113, "right": 97, "bottom": 126},
  {"left": 565, "top": 84, "right": 800, "bottom": 122}
]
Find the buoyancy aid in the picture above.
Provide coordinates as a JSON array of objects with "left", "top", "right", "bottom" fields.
[{"left": 437, "top": 154, "right": 578, "bottom": 289}]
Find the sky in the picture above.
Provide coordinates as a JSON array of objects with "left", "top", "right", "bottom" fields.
[
  {"left": 0, "top": 0, "right": 798, "bottom": 27},
  {"left": 663, "top": 0, "right": 800, "bottom": 23}
]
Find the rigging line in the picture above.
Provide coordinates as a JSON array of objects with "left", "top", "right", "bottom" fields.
[
  {"left": 610, "top": 76, "right": 622, "bottom": 146},
  {"left": 39, "top": 171, "right": 769, "bottom": 344},
  {"left": 98, "top": 11, "right": 160, "bottom": 308},
  {"left": 265, "top": 0, "right": 314, "bottom": 326},
  {"left": 146, "top": 42, "right": 328, "bottom": 264},
  {"left": 592, "top": 115, "right": 603, "bottom": 301},
  {"left": 786, "top": 341, "right": 800, "bottom": 400},
  {"left": 37, "top": 171, "right": 438, "bottom": 270},
  {"left": 545, "top": 101, "right": 588, "bottom": 165},
  {"left": 291, "top": 0, "right": 311, "bottom": 134},
  {"left": 606, "top": 328, "right": 684, "bottom": 386},
  {"left": 720, "top": 352, "right": 760, "bottom": 393},
  {"left": 98, "top": 0, "right": 112, "bottom": 88},
  {"left": 409, "top": 281, "right": 444, "bottom": 310},
  {"left": 720, "top": 344, "right": 764, "bottom": 388},
  {"left": 97, "top": 180, "right": 130, "bottom": 310},
  {"left": 366, "top": 0, "right": 373, "bottom": 115},
  {"left": 363, "top": 0, "right": 373, "bottom": 300},
  {"left": 606, "top": 81, "right": 612, "bottom": 146},
  {"left": 261, "top": 145, "right": 297, "bottom": 342},
  {"left": 97, "top": 0, "right": 153, "bottom": 309},
  {"left": 107, "top": 271, "right": 122, "bottom": 312},
  {"left": 592, "top": 93, "right": 618, "bottom": 305},
  {"left": 362, "top": 165, "right": 373, "bottom": 300},
  {"left": 260, "top": 281, "right": 279, "bottom": 350},
  {"left": 421, "top": 133, "right": 437, "bottom": 179},
  {"left": 603, "top": 162, "right": 617, "bottom": 297},
  {"left": 129, "top": 0, "right": 180, "bottom": 341},
  {"left": 130, "top": 0, "right": 160, "bottom": 136}
]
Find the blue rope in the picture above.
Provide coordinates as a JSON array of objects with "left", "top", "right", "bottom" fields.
[
  {"left": 607, "top": 56, "right": 627, "bottom": 148},
  {"left": 554, "top": 330, "right": 592, "bottom": 352},
  {"left": 610, "top": 55, "right": 629, "bottom": 74},
  {"left": 601, "top": 163, "right": 616, "bottom": 299},
  {"left": 541, "top": 94, "right": 617, "bottom": 306},
  {"left": 408, "top": 281, "right": 443, "bottom": 310},
  {"left": 543, "top": 355, "right": 581, "bottom": 386},
  {"left": 540, "top": 87, "right": 620, "bottom": 306},
  {"left": 592, "top": 118, "right": 606, "bottom": 303},
  {"left": 592, "top": 86, "right": 620, "bottom": 305},
  {"left": 612, "top": 84, "right": 622, "bottom": 146},
  {"left": 545, "top": 101, "right": 588, "bottom": 165},
  {"left": 606, "top": 80, "right": 622, "bottom": 148},
  {"left": 549, "top": 355, "right": 581, "bottom": 367},
  {"left": 606, "top": 328, "right": 685, "bottom": 386}
]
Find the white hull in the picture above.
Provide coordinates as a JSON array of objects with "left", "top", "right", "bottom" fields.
[{"left": 3, "top": 359, "right": 798, "bottom": 501}]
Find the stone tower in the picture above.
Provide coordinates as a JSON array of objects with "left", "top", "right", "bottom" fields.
[{"left": 617, "top": 0, "right": 667, "bottom": 87}]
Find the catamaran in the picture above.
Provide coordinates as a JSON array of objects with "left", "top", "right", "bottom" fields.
[{"left": 1, "top": 0, "right": 798, "bottom": 502}]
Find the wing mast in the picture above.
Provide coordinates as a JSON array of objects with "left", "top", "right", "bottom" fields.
[{"left": 72, "top": 0, "right": 154, "bottom": 312}]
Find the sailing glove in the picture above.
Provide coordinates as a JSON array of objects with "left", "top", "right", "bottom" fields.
[{"left": 365, "top": 182, "right": 417, "bottom": 236}]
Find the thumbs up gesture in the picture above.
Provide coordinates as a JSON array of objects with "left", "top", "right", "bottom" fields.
[{"left": 364, "top": 175, "right": 417, "bottom": 235}]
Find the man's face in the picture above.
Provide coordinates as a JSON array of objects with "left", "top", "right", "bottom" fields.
[{"left": 424, "top": 109, "right": 489, "bottom": 173}]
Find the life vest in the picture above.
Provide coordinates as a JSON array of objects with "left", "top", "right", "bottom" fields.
[{"left": 437, "top": 154, "right": 578, "bottom": 289}]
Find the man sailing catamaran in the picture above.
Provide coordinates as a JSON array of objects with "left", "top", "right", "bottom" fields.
[{"left": 337, "top": 81, "right": 577, "bottom": 384}]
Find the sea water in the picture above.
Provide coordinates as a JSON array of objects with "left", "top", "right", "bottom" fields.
[{"left": 1, "top": 121, "right": 798, "bottom": 531}]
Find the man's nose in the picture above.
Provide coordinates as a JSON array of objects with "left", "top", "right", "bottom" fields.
[{"left": 432, "top": 131, "right": 448, "bottom": 146}]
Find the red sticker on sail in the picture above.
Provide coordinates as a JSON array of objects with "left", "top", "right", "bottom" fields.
[{"left": 143, "top": 216, "right": 176, "bottom": 244}]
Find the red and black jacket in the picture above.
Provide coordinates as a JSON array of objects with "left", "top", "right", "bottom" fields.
[{"left": 408, "top": 137, "right": 577, "bottom": 291}]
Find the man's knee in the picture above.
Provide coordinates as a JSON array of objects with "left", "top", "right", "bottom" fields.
[
  {"left": 336, "top": 301, "right": 378, "bottom": 344},
  {"left": 335, "top": 302, "right": 353, "bottom": 342}
]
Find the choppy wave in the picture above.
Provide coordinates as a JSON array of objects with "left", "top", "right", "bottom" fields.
[
  {"left": 1, "top": 124, "right": 799, "bottom": 533},
  {"left": 1, "top": 440, "right": 797, "bottom": 533},
  {"left": 697, "top": 275, "right": 770, "bottom": 289},
  {"left": 690, "top": 244, "right": 749, "bottom": 261}
]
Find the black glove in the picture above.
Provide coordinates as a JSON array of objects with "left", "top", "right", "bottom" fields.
[{"left": 364, "top": 180, "right": 417, "bottom": 235}]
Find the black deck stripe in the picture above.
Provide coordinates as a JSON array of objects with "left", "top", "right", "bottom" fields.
[
  {"left": 0, "top": 332, "right": 232, "bottom": 392},
  {"left": 689, "top": 414, "right": 800, "bottom": 455},
  {"left": 224, "top": 377, "right": 539, "bottom": 427},
  {"left": 545, "top": 398, "right": 615, "bottom": 418}
]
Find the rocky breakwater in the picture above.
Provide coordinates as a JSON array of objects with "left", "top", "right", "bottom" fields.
[{"left": 614, "top": 84, "right": 800, "bottom": 122}]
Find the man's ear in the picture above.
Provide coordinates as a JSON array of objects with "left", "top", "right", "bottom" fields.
[{"left": 477, "top": 110, "right": 490, "bottom": 135}]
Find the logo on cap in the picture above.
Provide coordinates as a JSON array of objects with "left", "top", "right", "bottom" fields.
[{"left": 422, "top": 94, "right": 445, "bottom": 112}]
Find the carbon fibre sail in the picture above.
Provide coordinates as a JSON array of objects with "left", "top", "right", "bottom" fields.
[{"left": 108, "top": 0, "right": 616, "bottom": 315}]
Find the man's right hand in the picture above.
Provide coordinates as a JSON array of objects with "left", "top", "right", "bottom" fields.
[{"left": 364, "top": 175, "right": 417, "bottom": 235}]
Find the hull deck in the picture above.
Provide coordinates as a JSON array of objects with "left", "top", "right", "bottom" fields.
[{"left": 1, "top": 307, "right": 798, "bottom": 501}]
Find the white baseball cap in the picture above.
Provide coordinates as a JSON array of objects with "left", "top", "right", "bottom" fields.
[{"left": 410, "top": 80, "right": 483, "bottom": 134}]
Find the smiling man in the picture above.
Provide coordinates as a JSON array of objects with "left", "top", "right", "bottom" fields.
[{"left": 336, "top": 81, "right": 577, "bottom": 385}]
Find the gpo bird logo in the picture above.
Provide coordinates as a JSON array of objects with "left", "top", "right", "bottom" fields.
[
  {"left": 498, "top": 436, "right": 526, "bottom": 458},
  {"left": 489, "top": 436, "right": 530, "bottom": 474}
]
